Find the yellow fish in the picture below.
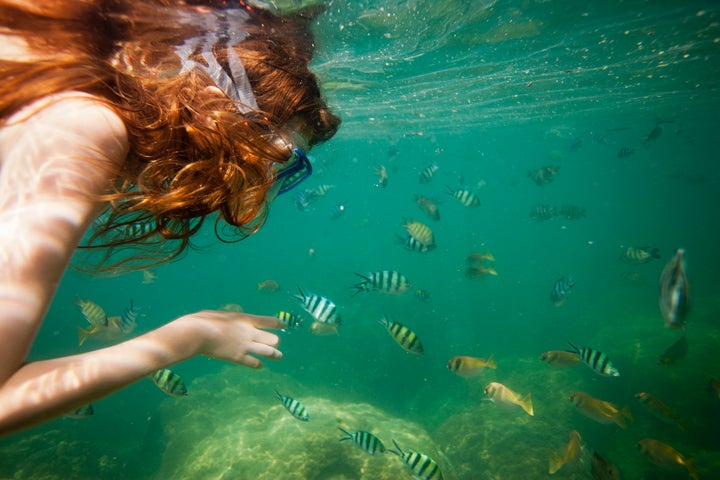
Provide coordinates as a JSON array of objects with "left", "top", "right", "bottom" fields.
[
  {"left": 635, "top": 392, "right": 684, "bottom": 430},
  {"left": 75, "top": 298, "right": 107, "bottom": 327},
  {"left": 638, "top": 438, "right": 698, "bottom": 480},
  {"left": 548, "top": 430, "right": 583, "bottom": 474},
  {"left": 77, "top": 316, "right": 134, "bottom": 346},
  {"left": 569, "top": 391, "right": 632, "bottom": 429},
  {"left": 540, "top": 350, "right": 580, "bottom": 368},
  {"left": 447, "top": 355, "right": 497, "bottom": 378},
  {"left": 257, "top": 279, "right": 280, "bottom": 293},
  {"left": 466, "top": 252, "right": 495, "bottom": 264},
  {"left": 403, "top": 218, "right": 435, "bottom": 247},
  {"left": 484, "top": 382, "right": 533, "bottom": 416},
  {"left": 465, "top": 265, "right": 497, "bottom": 278}
]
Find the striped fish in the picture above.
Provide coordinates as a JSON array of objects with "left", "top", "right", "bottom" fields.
[
  {"left": 294, "top": 288, "right": 341, "bottom": 328},
  {"left": 396, "top": 234, "right": 433, "bottom": 253},
  {"left": 75, "top": 298, "right": 108, "bottom": 327},
  {"left": 118, "top": 299, "right": 138, "bottom": 332},
  {"left": 551, "top": 277, "right": 575, "bottom": 306},
  {"left": 312, "top": 184, "right": 335, "bottom": 197},
  {"left": 446, "top": 186, "right": 480, "bottom": 207},
  {"left": 403, "top": 219, "right": 435, "bottom": 247},
  {"left": 276, "top": 311, "right": 303, "bottom": 331},
  {"left": 389, "top": 440, "right": 444, "bottom": 480},
  {"left": 567, "top": 341, "right": 620, "bottom": 377},
  {"left": 338, "top": 427, "right": 386, "bottom": 455},
  {"left": 275, "top": 391, "right": 309, "bottom": 421},
  {"left": 152, "top": 368, "right": 188, "bottom": 396},
  {"left": 418, "top": 164, "right": 439, "bottom": 183},
  {"left": 659, "top": 248, "right": 690, "bottom": 329},
  {"left": 352, "top": 270, "right": 412, "bottom": 296},
  {"left": 620, "top": 246, "right": 660, "bottom": 265},
  {"left": 380, "top": 316, "right": 424, "bottom": 355}
]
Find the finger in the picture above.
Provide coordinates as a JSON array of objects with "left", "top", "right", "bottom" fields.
[
  {"left": 253, "top": 330, "right": 281, "bottom": 348},
  {"left": 247, "top": 342, "right": 283, "bottom": 360},
  {"left": 250, "top": 314, "right": 285, "bottom": 330},
  {"left": 238, "top": 354, "right": 263, "bottom": 370}
]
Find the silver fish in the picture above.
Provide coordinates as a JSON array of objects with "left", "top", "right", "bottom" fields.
[
  {"left": 568, "top": 341, "right": 620, "bottom": 377},
  {"left": 275, "top": 391, "right": 309, "bottom": 421},
  {"left": 659, "top": 249, "right": 690, "bottom": 329},
  {"left": 389, "top": 440, "right": 444, "bottom": 480},
  {"left": 352, "top": 270, "right": 411, "bottom": 296},
  {"left": 338, "top": 427, "right": 386, "bottom": 455}
]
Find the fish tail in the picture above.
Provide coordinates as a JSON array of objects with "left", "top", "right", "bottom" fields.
[
  {"left": 486, "top": 266, "right": 498, "bottom": 276},
  {"left": 567, "top": 341, "right": 580, "bottom": 354},
  {"left": 685, "top": 458, "right": 699, "bottom": 480},
  {"left": 519, "top": 393, "right": 534, "bottom": 416},
  {"left": 388, "top": 439, "right": 403, "bottom": 457},
  {"left": 486, "top": 354, "right": 497, "bottom": 370},
  {"left": 337, "top": 426, "right": 352, "bottom": 441},
  {"left": 77, "top": 326, "right": 90, "bottom": 346},
  {"left": 548, "top": 449, "right": 564, "bottom": 474},
  {"left": 293, "top": 285, "right": 305, "bottom": 301},
  {"left": 614, "top": 406, "right": 632, "bottom": 429}
]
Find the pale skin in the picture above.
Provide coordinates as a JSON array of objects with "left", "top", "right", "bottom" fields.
[{"left": 0, "top": 92, "right": 284, "bottom": 436}]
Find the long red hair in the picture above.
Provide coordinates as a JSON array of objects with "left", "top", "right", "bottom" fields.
[{"left": 0, "top": 0, "right": 340, "bottom": 271}]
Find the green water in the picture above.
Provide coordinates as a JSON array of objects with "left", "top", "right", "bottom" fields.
[{"left": 2, "top": 0, "right": 719, "bottom": 479}]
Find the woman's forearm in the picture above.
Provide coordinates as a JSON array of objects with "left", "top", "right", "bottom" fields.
[{"left": 0, "top": 317, "right": 203, "bottom": 437}]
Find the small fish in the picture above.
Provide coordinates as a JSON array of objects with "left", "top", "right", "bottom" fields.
[
  {"left": 418, "top": 164, "right": 439, "bottom": 183},
  {"left": 643, "top": 123, "right": 664, "bottom": 145},
  {"left": 276, "top": 311, "right": 303, "bottom": 331},
  {"left": 484, "top": 382, "right": 534, "bottom": 416},
  {"left": 548, "top": 430, "right": 583, "bottom": 474},
  {"left": 295, "top": 189, "right": 313, "bottom": 210},
  {"left": 329, "top": 203, "right": 346, "bottom": 220},
  {"left": 396, "top": 234, "right": 434, "bottom": 253},
  {"left": 77, "top": 301, "right": 137, "bottom": 346},
  {"left": 152, "top": 368, "right": 188, "bottom": 397},
  {"left": 389, "top": 440, "right": 444, "bottom": 480},
  {"left": 414, "top": 289, "right": 430, "bottom": 301},
  {"left": 403, "top": 219, "right": 435, "bottom": 247},
  {"left": 551, "top": 277, "right": 575, "bottom": 306},
  {"left": 446, "top": 186, "right": 480, "bottom": 207},
  {"left": 659, "top": 248, "right": 690, "bottom": 329},
  {"left": 218, "top": 303, "right": 244, "bottom": 313},
  {"left": 338, "top": 427, "right": 386, "bottom": 455},
  {"left": 540, "top": 350, "right": 581, "bottom": 368},
  {"left": 591, "top": 451, "right": 623, "bottom": 480},
  {"left": 312, "top": 184, "right": 335, "bottom": 197},
  {"left": 465, "top": 265, "right": 497, "bottom": 278},
  {"left": 118, "top": 299, "right": 138, "bottom": 332},
  {"left": 257, "top": 279, "right": 281, "bottom": 293},
  {"left": 275, "top": 391, "right": 309, "bottom": 421},
  {"left": 530, "top": 204, "right": 557, "bottom": 221},
  {"left": 567, "top": 342, "right": 620, "bottom": 377},
  {"left": 64, "top": 404, "right": 94, "bottom": 419},
  {"left": 141, "top": 269, "right": 156, "bottom": 285},
  {"left": 352, "top": 270, "right": 411, "bottom": 296},
  {"left": 120, "top": 220, "right": 156, "bottom": 239},
  {"left": 374, "top": 165, "right": 388, "bottom": 188},
  {"left": 295, "top": 287, "right": 341, "bottom": 334},
  {"left": 557, "top": 205, "right": 586, "bottom": 220},
  {"left": 447, "top": 355, "right": 497, "bottom": 378},
  {"left": 379, "top": 316, "right": 423, "bottom": 355},
  {"left": 466, "top": 252, "right": 495, "bottom": 264},
  {"left": 75, "top": 298, "right": 108, "bottom": 327},
  {"left": 569, "top": 391, "right": 631, "bottom": 428},
  {"left": 634, "top": 392, "right": 684, "bottom": 430},
  {"left": 528, "top": 165, "right": 560, "bottom": 186},
  {"left": 620, "top": 246, "right": 661, "bottom": 265},
  {"left": 658, "top": 334, "right": 688, "bottom": 365},
  {"left": 637, "top": 438, "right": 698, "bottom": 480},
  {"left": 414, "top": 195, "right": 440, "bottom": 221},
  {"left": 616, "top": 146, "right": 634, "bottom": 158}
]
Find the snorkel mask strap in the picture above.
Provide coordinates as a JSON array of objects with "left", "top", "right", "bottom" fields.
[{"left": 175, "top": 9, "right": 259, "bottom": 113}]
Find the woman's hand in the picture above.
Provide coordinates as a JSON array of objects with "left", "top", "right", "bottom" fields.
[{"left": 174, "top": 310, "right": 284, "bottom": 368}]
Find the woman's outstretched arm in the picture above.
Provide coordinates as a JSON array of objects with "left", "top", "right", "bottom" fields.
[{"left": 0, "top": 94, "right": 282, "bottom": 437}]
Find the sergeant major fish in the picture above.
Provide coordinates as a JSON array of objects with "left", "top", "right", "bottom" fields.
[
  {"left": 418, "top": 163, "right": 439, "bottom": 183},
  {"left": 352, "top": 270, "right": 411, "bottom": 296},
  {"left": 75, "top": 298, "right": 108, "bottom": 327},
  {"left": 77, "top": 299, "right": 137, "bottom": 346},
  {"left": 446, "top": 186, "right": 480, "bottom": 207},
  {"left": 152, "top": 368, "right": 188, "bottom": 397},
  {"left": 276, "top": 311, "right": 303, "bottom": 331},
  {"left": 659, "top": 248, "right": 690, "bottom": 329},
  {"left": 620, "top": 246, "right": 660, "bottom": 265},
  {"left": 389, "top": 440, "right": 444, "bottom": 480},
  {"left": 551, "top": 277, "right": 575, "bottom": 306},
  {"left": 338, "top": 427, "right": 386, "bottom": 455},
  {"left": 396, "top": 234, "right": 434, "bottom": 253},
  {"left": 295, "top": 287, "right": 341, "bottom": 335},
  {"left": 379, "top": 316, "right": 424, "bottom": 355},
  {"left": 403, "top": 219, "right": 435, "bottom": 247},
  {"left": 275, "top": 390, "right": 309, "bottom": 421},
  {"left": 567, "top": 341, "right": 620, "bottom": 377}
]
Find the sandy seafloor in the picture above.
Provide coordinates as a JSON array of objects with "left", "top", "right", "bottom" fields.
[{"left": 1, "top": 0, "right": 720, "bottom": 479}]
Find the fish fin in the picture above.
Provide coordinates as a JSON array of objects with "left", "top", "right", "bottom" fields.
[
  {"left": 76, "top": 325, "right": 99, "bottom": 346},
  {"left": 548, "top": 449, "right": 564, "bottom": 474},
  {"left": 487, "top": 354, "right": 497, "bottom": 369},
  {"left": 337, "top": 426, "right": 352, "bottom": 440},
  {"left": 293, "top": 285, "right": 305, "bottom": 301},
  {"left": 614, "top": 407, "right": 632, "bottom": 429},
  {"left": 567, "top": 341, "right": 580, "bottom": 354},
  {"left": 445, "top": 185, "right": 454, "bottom": 195},
  {"left": 519, "top": 393, "right": 534, "bottom": 416},
  {"left": 685, "top": 458, "right": 699, "bottom": 480},
  {"left": 388, "top": 439, "right": 403, "bottom": 457}
]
